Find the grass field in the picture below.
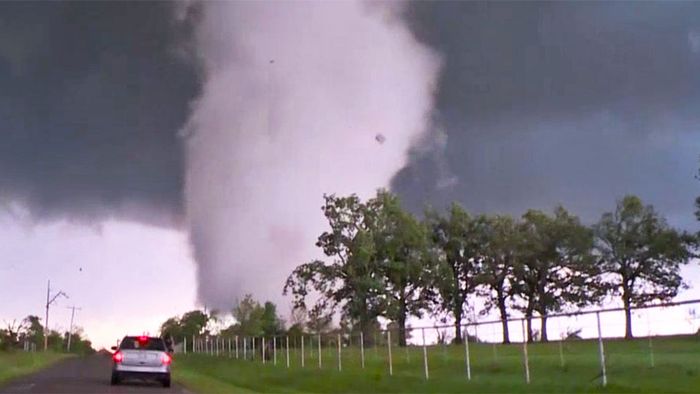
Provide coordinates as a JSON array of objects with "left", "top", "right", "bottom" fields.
[
  {"left": 0, "top": 351, "right": 69, "bottom": 385},
  {"left": 173, "top": 336, "right": 700, "bottom": 393}
]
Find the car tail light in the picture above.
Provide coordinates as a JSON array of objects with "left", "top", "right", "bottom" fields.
[
  {"left": 112, "top": 351, "right": 124, "bottom": 363},
  {"left": 162, "top": 353, "right": 172, "bottom": 365}
]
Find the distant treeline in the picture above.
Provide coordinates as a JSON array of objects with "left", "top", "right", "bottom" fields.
[{"left": 0, "top": 315, "right": 94, "bottom": 354}]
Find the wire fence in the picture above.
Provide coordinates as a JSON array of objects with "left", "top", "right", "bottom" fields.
[{"left": 180, "top": 299, "right": 700, "bottom": 387}]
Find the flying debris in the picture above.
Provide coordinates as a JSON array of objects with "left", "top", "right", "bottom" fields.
[{"left": 375, "top": 133, "right": 386, "bottom": 144}]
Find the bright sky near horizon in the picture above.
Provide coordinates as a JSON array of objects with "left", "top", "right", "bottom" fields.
[{"left": 0, "top": 216, "right": 197, "bottom": 349}]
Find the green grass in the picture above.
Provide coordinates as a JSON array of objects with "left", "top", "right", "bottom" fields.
[
  {"left": 0, "top": 351, "right": 69, "bottom": 385},
  {"left": 173, "top": 336, "right": 700, "bottom": 393}
]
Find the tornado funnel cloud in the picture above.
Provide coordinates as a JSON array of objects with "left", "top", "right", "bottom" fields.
[{"left": 184, "top": 1, "right": 440, "bottom": 309}]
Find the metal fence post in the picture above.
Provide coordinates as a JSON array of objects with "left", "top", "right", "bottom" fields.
[
  {"left": 360, "top": 331, "right": 365, "bottom": 369},
  {"left": 596, "top": 312, "right": 608, "bottom": 386},
  {"left": 337, "top": 333, "right": 342, "bottom": 371},
  {"left": 274, "top": 336, "right": 277, "bottom": 365},
  {"left": 422, "top": 327, "right": 429, "bottom": 380},
  {"left": 464, "top": 326, "right": 471, "bottom": 381},
  {"left": 387, "top": 331, "right": 393, "bottom": 376},
  {"left": 301, "top": 336, "right": 305, "bottom": 368},
  {"left": 286, "top": 336, "right": 290, "bottom": 368},
  {"left": 521, "top": 320, "right": 531, "bottom": 384}
]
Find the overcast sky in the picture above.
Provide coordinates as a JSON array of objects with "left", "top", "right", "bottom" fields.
[{"left": 1, "top": 1, "right": 699, "bottom": 348}]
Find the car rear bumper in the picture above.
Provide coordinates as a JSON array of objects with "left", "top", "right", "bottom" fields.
[{"left": 114, "top": 364, "right": 170, "bottom": 374}]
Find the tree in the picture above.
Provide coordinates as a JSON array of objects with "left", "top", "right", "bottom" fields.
[
  {"left": 374, "top": 191, "right": 432, "bottom": 347},
  {"left": 261, "top": 302, "right": 285, "bottom": 336},
  {"left": 160, "top": 317, "right": 183, "bottom": 340},
  {"left": 306, "top": 306, "right": 332, "bottom": 334},
  {"left": 23, "top": 315, "right": 44, "bottom": 346},
  {"left": 513, "top": 207, "right": 596, "bottom": 342},
  {"left": 284, "top": 193, "right": 385, "bottom": 341},
  {"left": 159, "top": 310, "right": 210, "bottom": 342},
  {"left": 425, "top": 204, "right": 485, "bottom": 345},
  {"left": 477, "top": 214, "right": 519, "bottom": 344},
  {"left": 594, "top": 195, "right": 693, "bottom": 339},
  {"left": 231, "top": 294, "right": 265, "bottom": 336}
]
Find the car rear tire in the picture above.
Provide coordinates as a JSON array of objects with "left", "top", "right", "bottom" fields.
[
  {"left": 110, "top": 372, "right": 120, "bottom": 385},
  {"left": 162, "top": 374, "right": 171, "bottom": 388}
]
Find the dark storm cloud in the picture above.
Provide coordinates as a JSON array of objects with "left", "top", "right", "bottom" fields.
[
  {"left": 394, "top": 2, "right": 700, "bottom": 228},
  {"left": 0, "top": 2, "right": 200, "bottom": 225}
]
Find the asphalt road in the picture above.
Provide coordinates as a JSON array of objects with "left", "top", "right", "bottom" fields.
[{"left": 0, "top": 354, "right": 191, "bottom": 394}]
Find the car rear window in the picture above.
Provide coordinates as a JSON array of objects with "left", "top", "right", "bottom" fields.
[{"left": 119, "top": 336, "right": 167, "bottom": 351}]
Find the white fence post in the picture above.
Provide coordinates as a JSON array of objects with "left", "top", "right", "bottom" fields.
[
  {"left": 235, "top": 336, "right": 239, "bottom": 359},
  {"left": 337, "top": 333, "right": 342, "bottom": 371},
  {"left": 274, "top": 336, "right": 277, "bottom": 365},
  {"left": 558, "top": 339, "right": 565, "bottom": 368},
  {"left": 422, "top": 327, "right": 429, "bottom": 380},
  {"left": 301, "top": 336, "right": 305, "bottom": 368},
  {"left": 252, "top": 337, "right": 256, "bottom": 360},
  {"left": 318, "top": 334, "right": 322, "bottom": 369},
  {"left": 360, "top": 331, "right": 365, "bottom": 369},
  {"left": 243, "top": 337, "right": 247, "bottom": 360},
  {"left": 521, "top": 320, "right": 531, "bottom": 384},
  {"left": 183, "top": 336, "right": 187, "bottom": 355},
  {"left": 464, "top": 326, "right": 471, "bottom": 381},
  {"left": 286, "top": 336, "right": 290, "bottom": 368},
  {"left": 596, "top": 312, "right": 608, "bottom": 386},
  {"left": 387, "top": 331, "right": 393, "bottom": 376},
  {"left": 262, "top": 337, "right": 266, "bottom": 364}
]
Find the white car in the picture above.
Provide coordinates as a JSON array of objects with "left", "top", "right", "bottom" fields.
[{"left": 111, "top": 335, "right": 172, "bottom": 387}]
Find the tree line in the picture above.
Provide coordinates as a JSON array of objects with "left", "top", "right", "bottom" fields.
[
  {"left": 284, "top": 191, "right": 696, "bottom": 345},
  {"left": 0, "top": 315, "right": 93, "bottom": 354}
]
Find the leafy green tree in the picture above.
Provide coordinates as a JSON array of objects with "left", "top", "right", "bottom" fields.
[
  {"left": 261, "top": 302, "right": 285, "bottom": 336},
  {"left": 231, "top": 294, "right": 265, "bottom": 336},
  {"left": 373, "top": 191, "right": 432, "bottom": 347},
  {"left": 284, "top": 193, "right": 385, "bottom": 341},
  {"left": 513, "top": 207, "right": 596, "bottom": 342},
  {"left": 594, "top": 195, "right": 693, "bottom": 339},
  {"left": 23, "top": 315, "right": 44, "bottom": 346},
  {"left": 425, "top": 204, "right": 485, "bottom": 345},
  {"left": 160, "top": 310, "right": 211, "bottom": 342},
  {"left": 159, "top": 317, "right": 183, "bottom": 340},
  {"left": 477, "top": 215, "right": 519, "bottom": 344}
]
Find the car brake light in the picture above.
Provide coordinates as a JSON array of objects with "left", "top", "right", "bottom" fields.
[
  {"left": 162, "top": 353, "right": 172, "bottom": 365},
  {"left": 112, "top": 351, "right": 123, "bottom": 363}
]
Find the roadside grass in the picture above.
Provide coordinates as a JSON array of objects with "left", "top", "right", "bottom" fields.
[
  {"left": 174, "top": 335, "right": 700, "bottom": 393},
  {"left": 0, "top": 351, "right": 69, "bottom": 385}
]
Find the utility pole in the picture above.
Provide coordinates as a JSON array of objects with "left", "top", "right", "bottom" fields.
[
  {"left": 66, "top": 306, "right": 81, "bottom": 352},
  {"left": 44, "top": 280, "right": 68, "bottom": 351}
]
